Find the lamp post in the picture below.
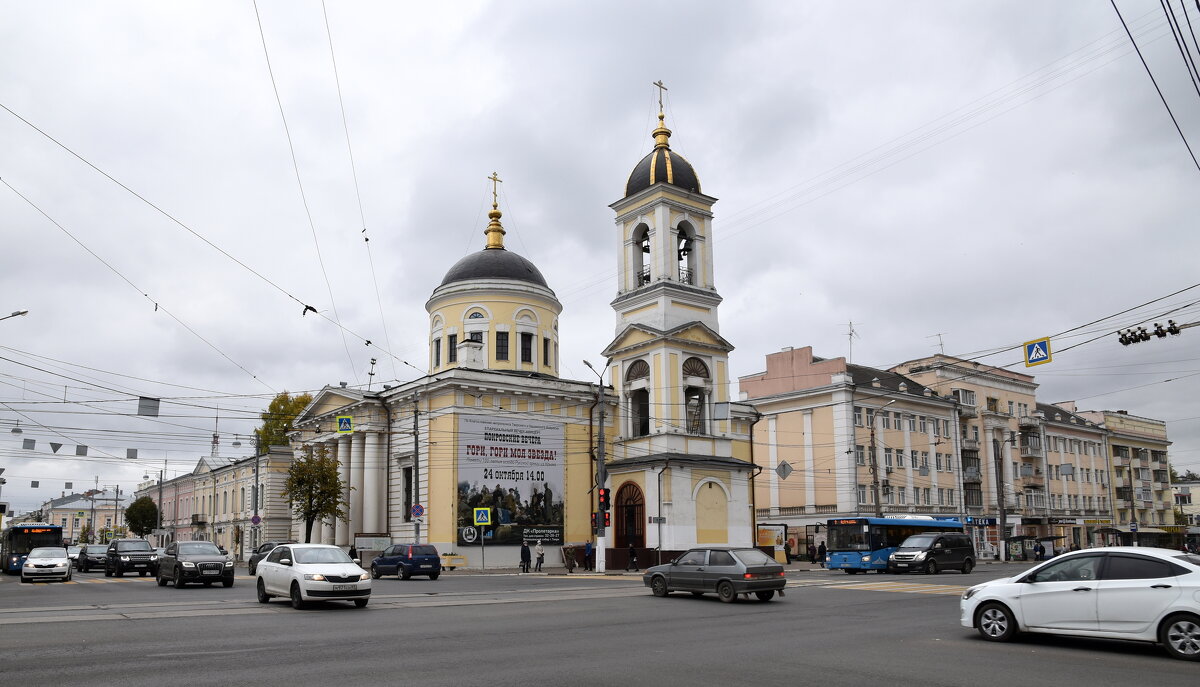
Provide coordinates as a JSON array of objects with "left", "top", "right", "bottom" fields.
[
  {"left": 584, "top": 359, "right": 610, "bottom": 573},
  {"left": 0, "top": 310, "right": 29, "bottom": 322},
  {"left": 869, "top": 399, "right": 898, "bottom": 518}
]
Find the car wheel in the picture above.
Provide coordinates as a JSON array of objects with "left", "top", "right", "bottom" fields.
[
  {"left": 20, "top": 574, "right": 30, "bottom": 583},
  {"left": 66, "top": 570, "right": 72, "bottom": 582},
  {"left": 650, "top": 576, "right": 669, "bottom": 597},
  {"left": 400, "top": 569, "right": 411, "bottom": 580},
  {"left": 248, "top": 563, "right": 256, "bottom": 576},
  {"left": 256, "top": 578, "right": 270, "bottom": 604},
  {"left": 1160, "top": 613, "right": 1200, "bottom": 661},
  {"left": 962, "top": 559, "right": 974, "bottom": 575},
  {"left": 717, "top": 581, "right": 736, "bottom": 603},
  {"left": 156, "top": 571, "right": 168, "bottom": 587},
  {"left": 222, "top": 579, "right": 233, "bottom": 588},
  {"left": 370, "top": 565, "right": 380, "bottom": 579},
  {"left": 174, "top": 569, "right": 186, "bottom": 589},
  {"left": 354, "top": 598, "right": 369, "bottom": 608},
  {"left": 290, "top": 582, "right": 306, "bottom": 610},
  {"left": 924, "top": 560, "right": 938, "bottom": 575},
  {"left": 755, "top": 591, "right": 775, "bottom": 602},
  {"left": 429, "top": 572, "right": 440, "bottom": 581},
  {"left": 976, "top": 602, "right": 1017, "bottom": 642},
  {"left": 104, "top": 566, "right": 112, "bottom": 578}
]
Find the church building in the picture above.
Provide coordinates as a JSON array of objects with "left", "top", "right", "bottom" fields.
[{"left": 288, "top": 100, "right": 757, "bottom": 569}]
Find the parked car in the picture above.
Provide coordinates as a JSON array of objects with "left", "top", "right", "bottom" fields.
[
  {"left": 371, "top": 543, "right": 441, "bottom": 580},
  {"left": 961, "top": 546, "right": 1200, "bottom": 661},
  {"left": 255, "top": 543, "right": 371, "bottom": 609},
  {"left": 104, "top": 538, "right": 159, "bottom": 577},
  {"left": 76, "top": 544, "right": 108, "bottom": 572},
  {"left": 888, "top": 532, "right": 976, "bottom": 574},
  {"left": 21, "top": 547, "right": 72, "bottom": 583},
  {"left": 156, "top": 541, "right": 235, "bottom": 588},
  {"left": 247, "top": 540, "right": 295, "bottom": 576},
  {"left": 642, "top": 547, "right": 787, "bottom": 602}
]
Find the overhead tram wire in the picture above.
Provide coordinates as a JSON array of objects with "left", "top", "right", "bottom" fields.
[
  {"left": 1187, "top": 1, "right": 1200, "bottom": 64},
  {"left": 252, "top": 0, "right": 358, "bottom": 384},
  {"left": 321, "top": 0, "right": 399, "bottom": 381},
  {"left": 0, "top": 178, "right": 276, "bottom": 394},
  {"left": 1162, "top": 0, "right": 1200, "bottom": 100},
  {"left": 1112, "top": 0, "right": 1200, "bottom": 173}
]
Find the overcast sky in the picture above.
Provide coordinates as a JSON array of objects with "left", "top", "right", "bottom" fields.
[{"left": 2, "top": 1, "right": 1198, "bottom": 515}]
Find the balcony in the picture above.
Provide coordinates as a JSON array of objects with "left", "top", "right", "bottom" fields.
[
  {"left": 961, "top": 438, "right": 980, "bottom": 451},
  {"left": 1020, "top": 473, "right": 1045, "bottom": 487},
  {"left": 963, "top": 468, "right": 983, "bottom": 483},
  {"left": 957, "top": 405, "right": 978, "bottom": 419},
  {"left": 1020, "top": 443, "right": 1043, "bottom": 459},
  {"left": 191, "top": 514, "right": 207, "bottom": 526}
]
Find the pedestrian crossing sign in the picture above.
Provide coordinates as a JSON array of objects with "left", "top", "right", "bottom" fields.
[
  {"left": 1024, "top": 337, "right": 1052, "bottom": 367},
  {"left": 336, "top": 416, "right": 353, "bottom": 433},
  {"left": 473, "top": 508, "right": 491, "bottom": 526}
]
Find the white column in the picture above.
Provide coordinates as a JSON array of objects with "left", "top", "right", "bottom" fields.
[
  {"left": 363, "top": 431, "right": 383, "bottom": 533},
  {"left": 320, "top": 440, "right": 336, "bottom": 544},
  {"left": 350, "top": 432, "right": 365, "bottom": 537},
  {"left": 335, "top": 435, "right": 352, "bottom": 546}
]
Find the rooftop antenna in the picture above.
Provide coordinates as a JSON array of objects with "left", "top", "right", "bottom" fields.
[
  {"left": 928, "top": 333, "right": 947, "bottom": 355},
  {"left": 367, "top": 357, "right": 378, "bottom": 391},
  {"left": 847, "top": 321, "right": 861, "bottom": 364}
]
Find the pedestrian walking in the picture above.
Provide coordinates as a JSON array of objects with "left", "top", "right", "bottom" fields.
[
  {"left": 808, "top": 543, "right": 817, "bottom": 563},
  {"left": 625, "top": 543, "right": 638, "bottom": 571},
  {"left": 348, "top": 545, "right": 358, "bottom": 561},
  {"left": 520, "top": 541, "right": 531, "bottom": 573},
  {"left": 534, "top": 540, "right": 545, "bottom": 572},
  {"left": 817, "top": 542, "right": 827, "bottom": 568},
  {"left": 584, "top": 540, "right": 593, "bottom": 571}
]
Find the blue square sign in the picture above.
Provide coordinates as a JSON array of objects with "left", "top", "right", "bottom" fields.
[{"left": 1024, "top": 337, "right": 1052, "bottom": 367}]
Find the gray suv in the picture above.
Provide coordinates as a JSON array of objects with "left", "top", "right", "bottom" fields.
[{"left": 888, "top": 532, "right": 975, "bottom": 574}]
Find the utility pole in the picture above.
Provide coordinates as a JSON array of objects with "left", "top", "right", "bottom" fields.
[
  {"left": 993, "top": 437, "right": 1007, "bottom": 562},
  {"left": 585, "top": 360, "right": 609, "bottom": 573},
  {"left": 157, "top": 462, "right": 164, "bottom": 547},
  {"left": 90, "top": 476, "right": 98, "bottom": 543},
  {"left": 869, "top": 399, "right": 897, "bottom": 518},
  {"left": 413, "top": 393, "right": 421, "bottom": 544}
]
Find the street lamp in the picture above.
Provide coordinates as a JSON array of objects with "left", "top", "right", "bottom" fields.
[
  {"left": 0, "top": 310, "right": 29, "bottom": 322},
  {"left": 870, "top": 399, "right": 898, "bottom": 518},
  {"left": 583, "top": 359, "right": 611, "bottom": 573}
]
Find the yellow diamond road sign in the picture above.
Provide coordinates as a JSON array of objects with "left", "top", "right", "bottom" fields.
[{"left": 473, "top": 508, "right": 491, "bottom": 526}]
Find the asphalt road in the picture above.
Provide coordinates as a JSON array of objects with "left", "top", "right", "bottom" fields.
[{"left": 2, "top": 564, "right": 1195, "bottom": 686}]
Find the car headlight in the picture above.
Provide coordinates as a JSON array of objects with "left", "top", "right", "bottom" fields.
[
  {"left": 912, "top": 551, "right": 927, "bottom": 560},
  {"left": 303, "top": 573, "right": 327, "bottom": 581},
  {"left": 120, "top": 555, "right": 130, "bottom": 561},
  {"left": 861, "top": 555, "right": 870, "bottom": 563},
  {"left": 182, "top": 561, "right": 196, "bottom": 568},
  {"left": 359, "top": 573, "right": 370, "bottom": 581},
  {"left": 224, "top": 560, "right": 234, "bottom": 567},
  {"left": 962, "top": 585, "right": 983, "bottom": 601},
  {"left": 150, "top": 555, "right": 158, "bottom": 561}
]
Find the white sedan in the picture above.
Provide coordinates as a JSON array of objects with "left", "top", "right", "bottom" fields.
[
  {"left": 255, "top": 543, "right": 371, "bottom": 609},
  {"left": 21, "top": 547, "right": 73, "bottom": 583},
  {"left": 961, "top": 546, "right": 1200, "bottom": 660}
]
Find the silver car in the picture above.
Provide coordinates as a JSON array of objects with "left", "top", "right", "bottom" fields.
[
  {"left": 642, "top": 547, "right": 787, "bottom": 602},
  {"left": 21, "top": 547, "right": 72, "bottom": 583}
]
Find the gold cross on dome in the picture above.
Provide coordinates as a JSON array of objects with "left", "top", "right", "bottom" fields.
[
  {"left": 652, "top": 80, "right": 668, "bottom": 111},
  {"left": 488, "top": 171, "right": 502, "bottom": 208}
]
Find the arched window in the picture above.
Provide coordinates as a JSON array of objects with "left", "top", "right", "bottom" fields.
[
  {"left": 626, "top": 360, "right": 651, "bottom": 437},
  {"left": 632, "top": 223, "right": 651, "bottom": 286},
  {"left": 614, "top": 483, "right": 645, "bottom": 549},
  {"left": 677, "top": 221, "right": 697, "bottom": 284}
]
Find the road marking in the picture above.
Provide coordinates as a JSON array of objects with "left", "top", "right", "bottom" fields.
[{"left": 831, "top": 580, "right": 967, "bottom": 595}]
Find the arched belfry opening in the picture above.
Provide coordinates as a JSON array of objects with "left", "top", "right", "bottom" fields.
[
  {"left": 682, "top": 357, "right": 710, "bottom": 435},
  {"left": 633, "top": 223, "right": 651, "bottom": 286},
  {"left": 677, "top": 221, "right": 697, "bottom": 285},
  {"left": 614, "top": 482, "right": 645, "bottom": 548}
]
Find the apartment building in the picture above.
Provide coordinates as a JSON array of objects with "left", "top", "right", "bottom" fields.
[{"left": 40, "top": 490, "right": 124, "bottom": 544}]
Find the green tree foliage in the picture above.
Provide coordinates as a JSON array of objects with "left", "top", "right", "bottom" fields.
[
  {"left": 125, "top": 496, "right": 159, "bottom": 537},
  {"left": 282, "top": 444, "right": 348, "bottom": 543},
  {"left": 254, "top": 391, "right": 314, "bottom": 449},
  {"left": 78, "top": 524, "right": 94, "bottom": 544}
]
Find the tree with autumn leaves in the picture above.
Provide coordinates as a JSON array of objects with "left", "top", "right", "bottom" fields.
[{"left": 282, "top": 443, "right": 349, "bottom": 543}]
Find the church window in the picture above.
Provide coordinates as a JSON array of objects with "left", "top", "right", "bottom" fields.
[
  {"left": 685, "top": 387, "right": 706, "bottom": 435},
  {"left": 631, "top": 389, "right": 650, "bottom": 437},
  {"left": 633, "top": 224, "right": 651, "bottom": 286},
  {"left": 468, "top": 331, "right": 483, "bottom": 343},
  {"left": 433, "top": 338, "right": 441, "bottom": 367},
  {"left": 520, "top": 333, "right": 534, "bottom": 363},
  {"left": 626, "top": 359, "right": 650, "bottom": 381},
  {"left": 496, "top": 332, "right": 509, "bottom": 360},
  {"left": 542, "top": 337, "right": 551, "bottom": 366},
  {"left": 447, "top": 334, "right": 458, "bottom": 363},
  {"left": 468, "top": 311, "right": 484, "bottom": 319},
  {"left": 681, "top": 357, "right": 710, "bottom": 379}
]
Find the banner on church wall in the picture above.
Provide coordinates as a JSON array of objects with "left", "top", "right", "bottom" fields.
[{"left": 456, "top": 414, "right": 564, "bottom": 546}]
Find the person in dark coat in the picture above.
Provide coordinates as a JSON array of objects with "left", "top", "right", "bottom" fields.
[
  {"left": 817, "top": 542, "right": 827, "bottom": 568},
  {"left": 808, "top": 543, "right": 817, "bottom": 563},
  {"left": 625, "top": 543, "right": 638, "bottom": 571},
  {"left": 519, "top": 541, "right": 531, "bottom": 573},
  {"left": 584, "top": 540, "right": 593, "bottom": 571}
]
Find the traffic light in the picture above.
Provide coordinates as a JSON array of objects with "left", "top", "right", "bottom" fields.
[
  {"left": 591, "top": 512, "right": 597, "bottom": 531},
  {"left": 597, "top": 487, "right": 610, "bottom": 510},
  {"left": 604, "top": 511, "right": 611, "bottom": 528},
  {"left": 1118, "top": 321, "right": 1184, "bottom": 346}
]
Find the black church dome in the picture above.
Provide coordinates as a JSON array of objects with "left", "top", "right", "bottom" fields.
[{"left": 440, "top": 248, "right": 550, "bottom": 288}]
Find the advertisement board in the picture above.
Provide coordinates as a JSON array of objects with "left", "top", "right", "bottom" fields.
[{"left": 456, "top": 415, "right": 564, "bottom": 546}]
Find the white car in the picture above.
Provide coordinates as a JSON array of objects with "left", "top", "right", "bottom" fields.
[
  {"left": 961, "top": 546, "right": 1200, "bottom": 660},
  {"left": 255, "top": 543, "right": 371, "bottom": 609},
  {"left": 21, "top": 547, "right": 73, "bottom": 583}
]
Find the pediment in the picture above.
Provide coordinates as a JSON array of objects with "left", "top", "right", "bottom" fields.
[{"left": 603, "top": 322, "right": 733, "bottom": 357}]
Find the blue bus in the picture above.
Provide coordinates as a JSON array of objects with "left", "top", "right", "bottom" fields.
[
  {"left": 825, "top": 516, "right": 963, "bottom": 573},
  {"left": 2, "top": 523, "right": 65, "bottom": 574}
]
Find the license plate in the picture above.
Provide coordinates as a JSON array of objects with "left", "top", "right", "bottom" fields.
[
  {"left": 202, "top": 569, "right": 219, "bottom": 575},
  {"left": 896, "top": 563, "right": 908, "bottom": 567},
  {"left": 419, "top": 564, "right": 430, "bottom": 568},
  {"left": 133, "top": 564, "right": 147, "bottom": 568},
  {"left": 331, "top": 584, "right": 357, "bottom": 591}
]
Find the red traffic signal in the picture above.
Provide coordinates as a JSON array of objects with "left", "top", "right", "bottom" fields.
[
  {"left": 598, "top": 487, "right": 610, "bottom": 510},
  {"left": 604, "top": 511, "right": 611, "bottom": 527}
]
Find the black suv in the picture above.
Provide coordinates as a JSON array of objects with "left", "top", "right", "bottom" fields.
[
  {"left": 105, "top": 539, "right": 159, "bottom": 577},
  {"left": 156, "top": 541, "right": 234, "bottom": 588},
  {"left": 371, "top": 543, "right": 441, "bottom": 580},
  {"left": 76, "top": 543, "right": 108, "bottom": 572}
]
